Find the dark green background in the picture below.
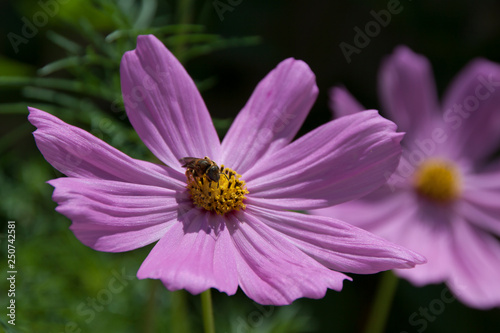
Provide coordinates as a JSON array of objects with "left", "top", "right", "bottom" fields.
[{"left": 1, "top": 0, "right": 499, "bottom": 332}]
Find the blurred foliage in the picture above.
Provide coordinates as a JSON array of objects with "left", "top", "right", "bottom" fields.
[
  {"left": 0, "top": 0, "right": 272, "bottom": 332},
  {"left": 1, "top": 0, "right": 500, "bottom": 332},
  {"left": 0, "top": 0, "right": 259, "bottom": 158}
]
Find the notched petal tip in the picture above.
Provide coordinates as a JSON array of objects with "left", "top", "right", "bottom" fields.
[
  {"left": 247, "top": 207, "right": 426, "bottom": 276},
  {"left": 120, "top": 34, "right": 220, "bottom": 167},
  {"left": 220, "top": 55, "right": 318, "bottom": 173},
  {"left": 27, "top": 106, "right": 50, "bottom": 129},
  {"left": 245, "top": 108, "right": 405, "bottom": 209},
  {"left": 27, "top": 105, "right": 39, "bottom": 118},
  {"left": 345, "top": 109, "right": 400, "bottom": 134},
  {"left": 396, "top": 248, "right": 428, "bottom": 268}
]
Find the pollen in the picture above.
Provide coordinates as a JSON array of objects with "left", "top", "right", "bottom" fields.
[
  {"left": 186, "top": 165, "right": 249, "bottom": 215},
  {"left": 413, "top": 159, "right": 461, "bottom": 203}
]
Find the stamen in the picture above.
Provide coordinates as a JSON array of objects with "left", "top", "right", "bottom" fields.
[
  {"left": 186, "top": 165, "right": 249, "bottom": 215},
  {"left": 413, "top": 159, "right": 461, "bottom": 203}
]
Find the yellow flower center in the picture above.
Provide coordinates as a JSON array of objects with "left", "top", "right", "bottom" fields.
[
  {"left": 186, "top": 165, "right": 249, "bottom": 215},
  {"left": 413, "top": 159, "right": 461, "bottom": 203}
]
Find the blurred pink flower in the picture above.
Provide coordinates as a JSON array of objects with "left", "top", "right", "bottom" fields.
[
  {"left": 314, "top": 45, "right": 500, "bottom": 309},
  {"left": 29, "top": 35, "right": 424, "bottom": 305}
]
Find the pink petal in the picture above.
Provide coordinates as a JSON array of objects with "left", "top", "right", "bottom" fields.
[
  {"left": 244, "top": 110, "right": 403, "bottom": 210},
  {"left": 28, "top": 107, "right": 184, "bottom": 188},
  {"left": 311, "top": 186, "right": 412, "bottom": 232},
  {"left": 464, "top": 160, "right": 500, "bottom": 188},
  {"left": 393, "top": 200, "right": 455, "bottom": 286},
  {"left": 441, "top": 59, "right": 500, "bottom": 162},
  {"left": 460, "top": 169, "right": 500, "bottom": 235},
  {"left": 460, "top": 197, "right": 500, "bottom": 236},
  {"left": 220, "top": 58, "right": 318, "bottom": 174},
  {"left": 248, "top": 205, "right": 425, "bottom": 274},
  {"left": 50, "top": 178, "right": 187, "bottom": 252},
  {"left": 312, "top": 189, "right": 451, "bottom": 285},
  {"left": 137, "top": 210, "right": 239, "bottom": 295},
  {"left": 226, "top": 211, "right": 348, "bottom": 305},
  {"left": 329, "top": 86, "right": 365, "bottom": 118},
  {"left": 120, "top": 35, "right": 220, "bottom": 169},
  {"left": 378, "top": 46, "right": 439, "bottom": 137},
  {"left": 447, "top": 218, "right": 500, "bottom": 309}
]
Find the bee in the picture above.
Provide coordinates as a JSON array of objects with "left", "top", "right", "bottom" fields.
[{"left": 179, "top": 156, "right": 229, "bottom": 184}]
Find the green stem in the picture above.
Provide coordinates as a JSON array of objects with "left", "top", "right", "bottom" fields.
[
  {"left": 143, "top": 280, "right": 158, "bottom": 333},
  {"left": 201, "top": 289, "right": 216, "bottom": 333},
  {"left": 171, "top": 290, "right": 191, "bottom": 333},
  {"left": 363, "top": 271, "right": 399, "bottom": 333},
  {"left": 177, "top": 0, "right": 194, "bottom": 25}
]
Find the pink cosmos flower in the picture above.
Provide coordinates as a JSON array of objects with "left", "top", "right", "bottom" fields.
[
  {"left": 28, "top": 35, "right": 424, "bottom": 305},
  {"left": 313, "top": 45, "right": 500, "bottom": 309}
]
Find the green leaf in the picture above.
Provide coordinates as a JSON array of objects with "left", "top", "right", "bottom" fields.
[
  {"left": 0, "top": 77, "right": 82, "bottom": 91},
  {"left": 180, "top": 36, "right": 261, "bottom": 61},
  {"left": 104, "top": 24, "right": 206, "bottom": 43},
  {"left": 0, "top": 103, "right": 30, "bottom": 114},
  {"left": 46, "top": 30, "right": 83, "bottom": 54},
  {"left": 134, "top": 0, "right": 158, "bottom": 29},
  {"left": 37, "top": 56, "right": 82, "bottom": 76},
  {"left": 0, "top": 77, "right": 116, "bottom": 100}
]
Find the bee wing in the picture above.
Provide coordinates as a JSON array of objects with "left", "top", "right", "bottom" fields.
[{"left": 179, "top": 157, "right": 199, "bottom": 167}]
